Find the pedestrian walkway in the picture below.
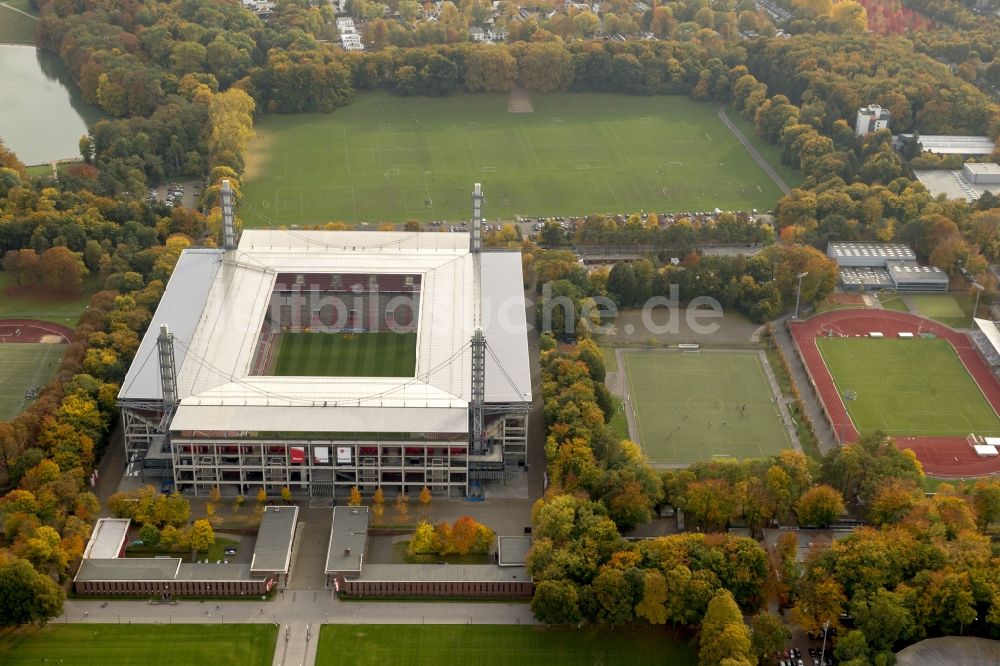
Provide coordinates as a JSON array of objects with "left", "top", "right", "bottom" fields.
[
  {"left": 756, "top": 350, "right": 803, "bottom": 453},
  {"left": 770, "top": 317, "right": 837, "bottom": 455},
  {"left": 273, "top": 622, "right": 317, "bottom": 666}
]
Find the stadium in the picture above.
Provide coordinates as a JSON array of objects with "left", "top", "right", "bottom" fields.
[{"left": 117, "top": 184, "right": 531, "bottom": 499}]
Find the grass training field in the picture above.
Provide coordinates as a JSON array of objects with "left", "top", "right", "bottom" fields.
[
  {"left": 315, "top": 625, "right": 697, "bottom": 665},
  {"left": 622, "top": 350, "right": 791, "bottom": 464},
  {"left": 0, "top": 343, "right": 64, "bottom": 420},
  {"left": 0, "top": 0, "right": 38, "bottom": 44},
  {"left": 242, "top": 92, "right": 782, "bottom": 225},
  {"left": 271, "top": 331, "right": 417, "bottom": 377},
  {"left": 818, "top": 337, "right": 1000, "bottom": 436},
  {"left": 907, "top": 293, "right": 975, "bottom": 329},
  {"left": 0, "top": 624, "right": 277, "bottom": 666},
  {"left": 0, "top": 272, "right": 101, "bottom": 325}
]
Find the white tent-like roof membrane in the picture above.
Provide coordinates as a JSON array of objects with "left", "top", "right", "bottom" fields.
[{"left": 120, "top": 230, "right": 531, "bottom": 434}]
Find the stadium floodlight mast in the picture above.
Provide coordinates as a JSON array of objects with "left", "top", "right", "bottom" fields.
[
  {"left": 793, "top": 271, "right": 809, "bottom": 320},
  {"left": 973, "top": 282, "right": 985, "bottom": 324}
]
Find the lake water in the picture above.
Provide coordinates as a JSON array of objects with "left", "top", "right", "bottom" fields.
[{"left": 0, "top": 44, "right": 106, "bottom": 166}]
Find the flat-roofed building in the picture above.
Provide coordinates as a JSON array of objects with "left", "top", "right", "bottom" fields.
[
  {"left": 886, "top": 262, "right": 949, "bottom": 292},
  {"left": 82, "top": 518, "right": 130, "bottom": 560},
  {"left": 74, "top": 517, "right": 278, "bottom": 598},
  {"left": 340, "top": 563, "right": 533, "bottom": 598},
  {"left": 827, "top": 242, "right": 915, "bottom": 266},
  {"left": 325, "top": 505, "right": 369, "bottom": 587},
  {"left": 895, "top": 134, "right": 997, "bottom": 156},
  {"left": 827, "top": 242, "right": 948, "bottom": 292},
  {"left": 963, "top": 162, "right": 1000, "bottom": 185},
  {"left": 855, "top": 105, "right": 891, "bottom": 137},
  {"left": 249, "top": 505, "right": 299, "bottom": 584}
]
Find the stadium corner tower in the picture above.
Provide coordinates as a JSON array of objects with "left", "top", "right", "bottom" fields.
[{"left": 117, "top": 183, "right": 531, "bottom": 499}]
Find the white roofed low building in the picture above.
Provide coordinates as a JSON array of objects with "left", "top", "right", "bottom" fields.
[{"left": 118, "top": 185, "right": 531, "bottom": 500}]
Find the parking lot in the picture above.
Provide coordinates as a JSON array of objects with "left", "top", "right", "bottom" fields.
[{"left": 148, "top": 179, "right": 202, "bottom": 210}]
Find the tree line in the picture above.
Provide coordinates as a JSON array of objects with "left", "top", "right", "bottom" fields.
[{"left": 0, "top": 144, "right": 190, "bottom": 626}]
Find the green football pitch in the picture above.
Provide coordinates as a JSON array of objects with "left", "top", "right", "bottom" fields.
[
  {"left": 270, "top": 332, "right": 416, "bottom": 377},
  {"left": 817, "top": 337, "right": 1000, "bottom": 436},
  {"left": 0, "top": 624, "right": 277, "bottom": 665},
  {"left": 242, "top": 92, "right": 782, "bottom": 225},
  {"left": 622, "top": 350, "right": 792, "bottom": 464},
  {"left": 315, "top": 625, "right": 697, "bottom": 665},
  {"left": 0, "top": 343, "right": 64, "bottom": 420}
]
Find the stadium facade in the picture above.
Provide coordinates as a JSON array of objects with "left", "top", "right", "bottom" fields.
[{"left": 117, "top": 186, "right": 531, "bottom": 499}]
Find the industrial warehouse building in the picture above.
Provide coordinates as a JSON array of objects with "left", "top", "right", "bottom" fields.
[
  {"left": 117, "top": 184, "right": 531, "bottom": 500},
  {"left": 827, "top": 242, "right": 949, "bottom": 292},
  {"left": 913, "top": 162, "right": 1000, "bottom": 203}
]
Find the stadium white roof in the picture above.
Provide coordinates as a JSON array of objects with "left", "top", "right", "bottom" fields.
[
  {"left": 121, "top": 231, "right": 531, "bottom": 433},
  {"left": 974, "top": 318, "right": 1000, "bottom": 354},
  {"left": 118, "top": 248, "right": 224, "bottom": 402}
]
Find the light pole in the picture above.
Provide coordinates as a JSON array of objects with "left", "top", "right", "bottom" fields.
[
  {"left": 819, "top": 620, "right": 830, "bottom": 666},
  {"left": 794, "top": 271, "right": 809, "bottom": 320},
  {"left": 972, "top": 282, "right": 984, "bottom": 325}
]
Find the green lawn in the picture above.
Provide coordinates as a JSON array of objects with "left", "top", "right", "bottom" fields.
[
  {"left": 878, "top": 295, "right": 910, "bottom": 312},
  {"left": 0, "top": 271, "right": 101, "bottom": 325},
  {"left": 724, "top": 106, "right": 804, "bottom": 190},
  {"left": 609, "top": 394, "right": 629, "bottom": 440},
  {"left": 315, "top": 625, "right": 697, "bottom": 665},
  {"left": 0, "top": 343, "right": 65, "bottom": 420},
  {"left": 242, "top": 92, "right": 783, "bottom": 225},
  {"left": 271, "top": 331, "right": 417, "bottom": 377},
  {"left": 907, "top": 293, "right": 974, "bottom": 328},
  {"left": 623, "top": 350, "right": 791, "bottom": 464},
  {"left": 0, "top": 0, "right": 37, "bottom": 44},
  {"left": 817, "top": 337, "right": 1000, "bottom": 436},
  {"left": 0, "top": 624, "right": 277, "bottom": 665}
]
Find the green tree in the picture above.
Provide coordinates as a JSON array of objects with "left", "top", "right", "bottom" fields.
[
  {"left": 834, "top": 629, "right": 870, "bottom": 663},
  {"left": 851, "top": 587, "right": 915, "bottom": 651},
  {"left": 635, "top": 570, "right": 668, "bottom": 624},
  {"left": 750, "top": 612, "right": 791, "bottom": 662},
  {"left": 796, "top": 485, "right": 845, "bottom": 527},
  {"left": 138, "top": 523, "right": 160, "bottom": 547},
  {"left": 190, "top": 519, "right": 215, "bottom": 554},
  {"left": 531, "top": 579, "right": 582, "bottom": 624},
  {"left": 699, "top": 590, "right": 753, "bottom": 666},
  {"left": 0, "top": 559, "right": 64, "bottom": 626},
  {"left": 971, "top": 478, "right": 1000, "bottom": 531}
]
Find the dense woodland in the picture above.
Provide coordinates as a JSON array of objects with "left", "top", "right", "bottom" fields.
[{"left": 0, "top": 141, "right": 205, "bottom": 624}]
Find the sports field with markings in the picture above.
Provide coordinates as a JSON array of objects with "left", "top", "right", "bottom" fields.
[
  {"left": 271, "top": 332, "right": 417, "bottom": 377},
  {"left": 817, "top": 337, "right": 1000, "bottom": 436},
  {"left": 622, "top": 349, "right": 792, "bottom": 464},
  {"left": 242, "top": 92, "right": 781, "bottom": 224}
]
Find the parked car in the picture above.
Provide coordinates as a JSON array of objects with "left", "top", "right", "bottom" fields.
[{"left": 224, "top": 547, "right": 237, "bottom": 556}]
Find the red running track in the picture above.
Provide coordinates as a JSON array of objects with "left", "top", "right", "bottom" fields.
[
  {"left": 790, "top": 308, "right": 1000, "bottom": 477},
  {"left": 0, "top": 318, "right": 73, "bottom": 343}
]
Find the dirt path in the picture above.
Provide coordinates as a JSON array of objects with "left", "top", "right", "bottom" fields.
[{"left": 717, "top": 106, "right": 791, "bottom": 196}]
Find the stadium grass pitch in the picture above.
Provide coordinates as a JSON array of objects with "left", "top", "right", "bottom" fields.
[
  {"left": 0, "top": 343, "right": 64, "bottom": 420},
  {"left": 622, "top": 349, "right": 792, "bottom": 464},
  {"left": 0, "top": 624, "right": 277, "bottom": 666},
  {"left": 272, "top": 332, "right": 416, "bottom": 377},
  {"left": 817, "top": 337, "right": 1000, "bottom": 436},
  {"left": 242, "top": 91, "right": 782, "bottom": 225},
  {"left": 315, "top": 625, "right": 697, "bottom": 665}
]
